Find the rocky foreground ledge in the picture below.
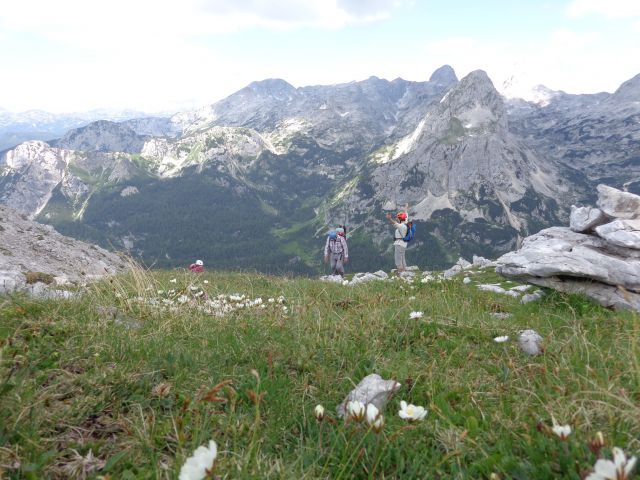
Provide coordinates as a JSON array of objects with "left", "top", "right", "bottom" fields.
[
  {"left": 496, "top": 185, "right": 640, "bottom": 311},
  {"left": 0, "top": 205, "right": 128, "bottom": 297}
]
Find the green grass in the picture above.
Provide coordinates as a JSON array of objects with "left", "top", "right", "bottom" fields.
[{"left": 0, "top": 266, "right": 638, "bottom": 479}]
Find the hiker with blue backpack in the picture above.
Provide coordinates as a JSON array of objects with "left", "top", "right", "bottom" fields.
[
  {"left": 386, "top": 208, "right": 415, "bottom": 273},
  {"left": 323, "top": 227, "right": 349, "bottom": 277}
]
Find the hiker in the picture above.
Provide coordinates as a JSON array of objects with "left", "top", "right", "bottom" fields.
[
  {"left": 323, "top": 228, "right": 349, "bottom": 277},
  {"left": 189, "top": 259, "right": 205, "bottom": 273},
  {"left": 386, "top": 210, "right": 409, "bottom": 273}
]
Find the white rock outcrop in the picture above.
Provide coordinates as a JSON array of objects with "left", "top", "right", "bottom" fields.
[{"left": 497, "top": 185, "right": 640, "bottom": 311}]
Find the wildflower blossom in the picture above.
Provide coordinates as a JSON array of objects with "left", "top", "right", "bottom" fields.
[
  {"left": 398, "top": 400, "right": 427, "bottom": 422},
  {"left": 551, "top": 422, "right": 572, "bottom": 440},
  {"left": 409, "top": 311, "right": 424, "bottom": 319},
  {"left": 170, "top": 278, "right": 177, "bottom": 283},
  {"left": 177, "top": 295, "right": 189, "bottom": 304},
  {"left": 268, "top": 298, "right": 275, "bottom": 303},
  {"left": 203, "top": 280, "right": 209, "bottom": 284},
  {"left": 347, "top": 401, "right": 365, "bottom": 422},
  {"left": 366, "top": 403, "right": 384, "bottom": 432},
  {"left": 586, "top": 447, "right": 637, "bottom": 480},
  {"left": 315, "top": 404, "right": 325, "bottom": 421},
  {"left": 493, "top": 335, "right": 509, "bottom": 343},
  {"left": 179, "top": 440, "right": 217, "bottom": 480}
]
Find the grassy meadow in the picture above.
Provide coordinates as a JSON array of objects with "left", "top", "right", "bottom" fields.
[{"left": 0, "top": 265, "right": 638, "bottom": 479}]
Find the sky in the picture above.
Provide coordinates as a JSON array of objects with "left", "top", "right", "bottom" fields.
[{"left": 0, "top": 0, "right": 639, "bottom": 113}]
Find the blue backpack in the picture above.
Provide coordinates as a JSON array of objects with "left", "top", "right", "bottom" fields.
[{"left": 403, "top": 221, "right": 416, "bottom": 242}]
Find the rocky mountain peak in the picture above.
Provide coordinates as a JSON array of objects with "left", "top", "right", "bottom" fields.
[
  {"left": 429, "top": 65, "right": 458, "bottom": 85},
  {"left": 246, "top": 78, "right": 297, "bottom": 98},
  {"left": 52, "top": 120, "right": 148, "bottom": 153},
  {"left": 435, "top": 69, "right": 506, "bottom": 133},
  {"left": 610, "top": 73, "right": 640, "bottom": 103}
]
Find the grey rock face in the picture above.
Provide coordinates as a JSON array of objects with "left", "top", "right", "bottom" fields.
[
  {"left": 336, "top": 374, "right": 401, "bottom": 418},
  {"left": 595, "top": 219, "right": 640, "bottom": 249},
  {"left": 518, "top": 329, "right": 543, "bottom": 355},
  {"left": 497, "top": 227, "right": 640, "bottom": 291},
  {"left": 52, "top": 120, "right": 149, "bottom": 153},
  {"left": 596, "top": 184, "right": 640, "bottom": 220},
  {"left": 0, "top": 204, "right": 127, "bottom": 295},
  {"left": 429, "top": 65, "right": 458, "bottom": 86},
  {"left": 497, "top": 185, "right": 640, "bottom": 310},
  {"left": 524, "top": 276, "right": 640, "bottom": 311},
  {"left": 569, "top": 205, "right": 608, "bottom": 232}
]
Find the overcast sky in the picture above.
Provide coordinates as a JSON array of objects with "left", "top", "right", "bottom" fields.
[{"left": 1, "top": 0, "right": 639, "bottom": 113}]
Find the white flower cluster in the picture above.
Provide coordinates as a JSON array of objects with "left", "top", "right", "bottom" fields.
[
  {"left": 134, "top": 282, "right": 288, "bottom": 318},
  {"left": 200, "top": 294, "right": 287, "bottom": 317},
  {"left": 179, "top": 440, "right": 217, "bottom": 480}
]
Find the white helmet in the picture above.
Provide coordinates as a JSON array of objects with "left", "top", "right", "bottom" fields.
[{"left": 195, "top": 259, "right": 204, "bottom": 266}]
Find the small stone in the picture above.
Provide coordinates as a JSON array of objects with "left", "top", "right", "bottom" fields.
[
  {"left": 336, "top": 374, "right": 401, "bottom": 418},
  {"left": 518, "top": 329, "right": 543, "bottom": 355}
]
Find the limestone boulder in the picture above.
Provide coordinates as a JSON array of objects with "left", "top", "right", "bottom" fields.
[
  {"left": 596, "top": 184, "right": 640, "bottom": 220},
  {"left": 595, "top": 219, "right": 640, "bottom": 249},
  {"left": 569, "top": 205, "right": 608, "bottom": 232},
  {"left": 496, "top": 227, "right": 640, "bottom": 292}
]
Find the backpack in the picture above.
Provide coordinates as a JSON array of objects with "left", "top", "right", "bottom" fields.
[
  {"left": 403, "top": 221, "right": 416, "bottom": 242},
  {"left": 329, "top": 237, "right": 344, "bottom": 254}
]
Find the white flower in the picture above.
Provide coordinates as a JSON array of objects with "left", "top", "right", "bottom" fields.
[
  {"left": 365, "top": 403, "right": 379, "bottom": 424},
  {"left": 586, "top": 447, "right": 637, "bottom": 480},
  {"left": 277, "top": 295, "right": 285, "bottom": 304},
  {"left": 346, "top": 400, "right": 365, "bottom": 422},
  {"left": 315, "top": 404, "right": 325, "bottom": 421},
  {"left": 203, "top": 280, "right": 209, "bottom": 284},
  {"left": 493, "top": 335, "right": 509, "bottom": 343},
  {"left": 551, "top": 422, "right": 572, "bottom": 440},
  {"left": 366, "top": 403, "right": 384, "bottom": 432},
  {"left": 409, "top": 311, "right": 424, "bottom": 319},
  {"left": 177, "top": 295, "right": 189, "bottom": 304},
  {"left": 170, "top": 278, "right": 177, "bottom": 283},
  {"left": 409, "top": 296, "right": 416, "bottom": 300},
  {"left": 157, "top": 290, "right": 164, "bottom": 294},
  {"left": 179, "top": 440, "right": 217, "bottom": 480},
  {"left": 268, "top": 298, "right": 275, "bottom": 303},
  {"left": 190, "top": 286, "right": 198, "bottom": 291},
  {"left": 342, "top": 280, "right": 349, "bottom": 285},
  {"left": 398, "top": 400, "right": 427, "bottom": 422}
]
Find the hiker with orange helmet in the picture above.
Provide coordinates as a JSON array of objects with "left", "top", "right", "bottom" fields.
[{"left": 386, "top": 207, "right": 409, "bottom": 272}]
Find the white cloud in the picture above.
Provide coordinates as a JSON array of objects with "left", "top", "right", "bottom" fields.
[
  {"left": 423, "top": 28, "right": 640, "bottom": 100},
  {"left": 0, "top": 0, "right": 408, "bottom": 111},
  {"left": 566, "top": 0, "right": 640, "bottom": 18}
]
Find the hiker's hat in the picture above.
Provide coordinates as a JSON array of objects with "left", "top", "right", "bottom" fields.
[
  {"left": 397, "top": 212, "right": 408, "bottom": 221},
  {"left": 195, "top": 259, "right": 204, "bottom": 266}
]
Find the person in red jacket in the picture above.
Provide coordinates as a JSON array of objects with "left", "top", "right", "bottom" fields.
[{"left": 189, "top": 259, "right": 205, "bottom": 273}]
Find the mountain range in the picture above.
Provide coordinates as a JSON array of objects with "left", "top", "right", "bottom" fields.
[{"left": 1, "top": 66, "right": 638, "bottom": 274}]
